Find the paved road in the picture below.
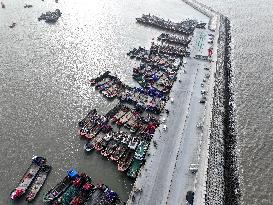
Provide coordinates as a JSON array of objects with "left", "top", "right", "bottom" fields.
[{"left": 166, "top": 28, "right": 212, "bottom": 205}]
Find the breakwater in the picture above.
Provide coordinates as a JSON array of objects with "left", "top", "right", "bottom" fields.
[
  {"left": 222, "top": 17, "right": 240, "bottom": 205},
  {"left": 205, "top": 13, "right": 240, "bottom": 205}
]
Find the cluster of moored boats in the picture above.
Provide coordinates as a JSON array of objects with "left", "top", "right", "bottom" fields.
[
  {"left": 90, "top": 71, "right": 127, "bottom": 99},
  {"left": 43, "top": 169, "right": 121, "bottom": 205},
  {"left": 10, "top": 156, "right": 51, "bottom": 202},
  {"left": 78, "top": 14, "right": 200, "bottom": 179},
  {"left": 38, "top": 9, "right": 62, "bottom": 23},
  {"left": 136, "top": 14, "right": 202, "bottom": 35},
  {"left": 10, "top": 157, "right": 121, "bottom": 204},
  {"left": 150, "top": 42, "right": 189, "bottom": 57},
  {"left": 157, "top": 33, "right": 191, "bottom": 45},
  {"left": 79, "top": 105, "right": 158, "bottom": 177},
  {"left": 3, "top": 1, "right": 61, "bottom": 28}
]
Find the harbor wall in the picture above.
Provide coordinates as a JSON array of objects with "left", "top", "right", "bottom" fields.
[
  {"left": 205, "top": 14, "right": 241, "bottom": 205},
  {"left": 181, "top": 1, "right": 241, "bottom": 205},
  {"left": 205, "top": 15, "right": 226, "bottom": 204},
  {"left": 221, "top": 16, "right": 241, "bottom": 205}
]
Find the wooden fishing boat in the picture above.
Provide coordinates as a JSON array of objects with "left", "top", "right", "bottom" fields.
[
  {"left": 101, "top": 140, "right": 117, "bottom": 157},
  {"left": 25, "top": 164, "right": 51, "bottom": 202},
  {"left": 78, "top": 109, "right": 97, "bottom": 128},
  {"left": 59, "top": 173, "right": 91, "bottom": 205},
  {"left": 127, "top": 159, "right": 143, "bottom": 178},
  {"left": 111, "top": 106, "right": 129, "bottom": 122},
  {"left": 117, "top": 150, "right": 134, "bottom": 172},
  {"left": 85, "top": 123, "right": 103, "bottom": 139},
  {"left": 43, "top": 168, "right": 78, "bottom": 202},
  {"left": 84, "top": 138, "right": 96, "bottom": 152},
  {"left": 128, "top": 137, "right": 139, "bottom": 150},
  {"left": 116, "top": 110, "right": 133, "bottom": 126},
  {"left": 10, "top": 156, "right": 46, "bottom": 200},
  {"left": 70, "top": 182, "right": 95, "bottom": 205},
  {"left": 84, "top": 188, "right": 104, "bottom": 205},
  {"left": 110, "top": 144, "right": 127, "bottom": 161},
  {"left": 134, "top": 140, "right": 149, "bottom": 160},
  {"left": 95, "top": 138, "right": 108, "bottom": 151}
]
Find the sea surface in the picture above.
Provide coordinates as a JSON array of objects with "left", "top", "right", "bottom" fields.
[
  {"left": 196, "top": 0, "right": 273, "bottom": 204},
  {"left": 0, "top": 0, "right": 207, "bottom": 204}
]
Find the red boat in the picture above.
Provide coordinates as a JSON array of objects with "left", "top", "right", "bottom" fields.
[
  {"left": 117, "top": 150, "right": 134, "bottom": 172},
  {"left": 101, "top": 140, "right": 117, "bottom": 157},
  {"left": 110, "top": 144, "right": 127, "bottom": 161},
  {"left": 10, "top": 156, "right": 46, "bottom": 200}
]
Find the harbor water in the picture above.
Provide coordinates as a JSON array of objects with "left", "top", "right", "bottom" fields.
[{"left": 0, "top": 0, "right": 207, "bottom": 204}]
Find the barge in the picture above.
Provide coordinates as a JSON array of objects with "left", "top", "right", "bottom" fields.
[
  {"left": 26, "top": 164, "right": 51, "bottom": 202},
  {"left": 10, "top": 156, "right": 46, "bottom": 200}
]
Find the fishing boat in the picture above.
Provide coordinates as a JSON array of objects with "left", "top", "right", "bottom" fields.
[
  {"left": 78, "top": 109, "right": 97, "bottom": 128},
  {"left": 9, "top": 22, "right": 16, "bottom": 28},
  {"left": 105, "top": 103, "right": 122, "bottom": 119},
  {"left": 95, "top": 138, "right": 108, "bottom": 151},
  {"left": 130, "top": 122, "right": 142, "bottom": 133},
  {"left": 97, "top": 184, "right": 121, "bottom": 205},
  {"left": 121, "top": 134, "right": 132, "bottom": 145},
  {"left": 196, "top": 22, "right": 206, "bottom": 29},
  {"left": 101, "top": 140, "right": 117, "bottom": 157},
  {"left": 89, "top": 71, "right": 111, "bottom": 86},
  {"left": 127, "top": 159, "right": 143, "bottom": 178},
  {"left": 25, "top": 165, "right": 52, "bottom": 202},
  {"left": 1, "top": 2, "right": 5, "bottom": 8},
  {"left": 84, "top": 138, "right": 96, "bottom": 152},
  {"left": 43, "top": 168, "right": 78, "bottom": 202},
  {"left": 103, "top": 132, "right": 112, "bottom": 141},
  {"left": 70, "top": 182, "right": 95, "bottom": 205},
  {"left": 110, "top": 143, "right": 127, "bottom": 161},
  {"left": 38, "top": 9, "right": 62, "bottom": 23},
  {"left": 10, "top": 156, "right": 46, "bottom": 200},
  {"left": 124, "top": 112, "right": 139, "bottom": 129},
  {"left": 134, "top": 140, "right": 149, "bottom": 160},
  {"left": 116, "top": 110, "right": 133, "bottom": 126},
  {"left": 24, "top": 4, "right": 33, "bottom": 8},
  {"left": 128, "top": 137, "right": 139, "bottom": 150},
  {"left": 98, "top": 80, "right": 114, "bottom": 92},
  {"left": 111, "top": 106, "right": 129, "bottom": 122},
  {"left": 95, "top": 79, "right": 110, "bottom": 90},
  {"left": 85, "top": 123, "right": 103, "bottom": 139},
  {"left": 117, "top": 150, "right": 134, "bottom": 172},
  {"left": 59, "top": 173, "right": 91, "bottom": 205},
  {"left": 85, "top": 188, "right": 104, "bottom": 205}
]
